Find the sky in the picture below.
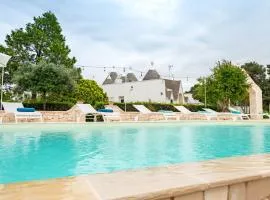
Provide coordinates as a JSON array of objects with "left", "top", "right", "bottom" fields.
[{"left": 1, "top": 0, "right": 270, "bottom": 90}]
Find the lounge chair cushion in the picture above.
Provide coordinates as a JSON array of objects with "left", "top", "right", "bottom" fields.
[
  {"left": 17, "top": 108, "right": 36, "bottom": 112},
  {"left": 98, "top": 109, "right": 113, "bottom": 113},
  {"left": 231, "top": 110, "right": 241, "bottom": 114}
]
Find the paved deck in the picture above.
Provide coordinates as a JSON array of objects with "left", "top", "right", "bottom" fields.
[{"left": 1, "top": 154, "right": 270, "bottom": 199}]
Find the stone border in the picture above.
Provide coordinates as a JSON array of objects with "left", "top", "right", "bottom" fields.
[
  {"left": 86, "top": 154, "right": 270, "bottom": 200},
  {"left": 1, "top": 154, "right": 270, "bottom": 199}
]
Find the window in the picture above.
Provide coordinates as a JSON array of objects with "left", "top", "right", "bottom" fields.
[{"left": 119, "top": 96, "right": 125, "bottom": 103}]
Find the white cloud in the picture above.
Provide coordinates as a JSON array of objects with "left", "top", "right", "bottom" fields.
[
  {"left": 112, "top": 0, "right": 181, "bottom": 26},
  {"left": 1, "top": 0, "right": 270, "bottom": 91}
]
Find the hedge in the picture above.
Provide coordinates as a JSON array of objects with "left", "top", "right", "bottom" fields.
[
  {"left": 94, "top": 102, "right": 106, "bottom": 110},
  {"left": 114, "top": 102, "right": 218, "bottom": 112},
  {"left": 22, "top": 101, "right": 106, "bottom": 111},
  {"left": 22, "top": 101, "right": 218, "bottom": 112},
  {"left": 23, "top": 101, "right": 74, "bottom": 111}
]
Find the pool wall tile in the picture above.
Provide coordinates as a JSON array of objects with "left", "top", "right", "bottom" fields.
[
  {"left": 228, "top": 183, "right": 246, "bottom": 200},
  {"left": 175, "top": 192, "right": 204, "bottom": 200},
  {"left": 246, "top": 178, "right": 270, "bottom": 200},
  {"left": 204, "top": 186, "right": 228, "bottom": 200}
]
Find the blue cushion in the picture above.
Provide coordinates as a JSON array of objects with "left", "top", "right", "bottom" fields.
[
  {"left": 17, "top": 108, "right": 36, "bottom": 112},
  {"left": 231, "top": 110, "right": 241, "bottom": 114},
  {"left": 158, "top": 110, "right": 173, "bottom": 113},
  {"left": 98, "top": 109, "right": 113, "bottom": 113}
]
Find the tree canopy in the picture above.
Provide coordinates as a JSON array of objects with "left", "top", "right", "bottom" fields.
[
  {"left": 191, "top": 60, "right": 249, "bottom": 111},
  {"left": 75, "top": 79, "right": 108, "bottom": 105},
  {"left": 241, "top": 62, "right": 266, "bottom": 88},
  {"left": 0, "top": 11, "right": 78, "bottom": 84},
  {"left": 13, "top": 61, "right": 79, "bottom": 109}
]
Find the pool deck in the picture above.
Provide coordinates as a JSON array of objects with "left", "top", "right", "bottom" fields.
[{"left": 2, "top": 154, "right": 270, "bottom": 200}]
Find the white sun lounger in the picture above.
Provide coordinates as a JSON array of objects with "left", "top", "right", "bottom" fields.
[
  {"left": 133, "top": 105, "right": 152, "bottom": 114},
  {"left": 2, "top": 102, "right": 43, "bottom": 123},
  {"left": 174, "top": 106, "right": 192, "bottom": 114},
  {"left": 158, "top": 110, "right": 178, "bottom": 120},
  {"left": 75, "top": 104, "right": 100, "bottom": 122},
  {"left": 203, "top": 108, "right": 241, "bottom": 121},
  {"left": 228, "top": 107, "right": 249, "bottom": 120},
  {"left": 133, "top": 105, "right": 177, "bottom": 121},
  {"left": 76, "top": 104, "right": 121, "bottom": 122},
  {"left": 202, "top": 108, "right": 217, "bottom": 114},
  {"left": 174, "top": 105, "right": 216, "bottom": 120}
]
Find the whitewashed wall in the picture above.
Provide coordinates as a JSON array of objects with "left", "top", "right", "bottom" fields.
[{"left": 102, "top": 79, "right": 169, "bottom": 103}]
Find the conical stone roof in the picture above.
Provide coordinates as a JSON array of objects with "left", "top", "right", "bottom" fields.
[{"left": 143, "top": 69, "right": 160, "bottom": 81}]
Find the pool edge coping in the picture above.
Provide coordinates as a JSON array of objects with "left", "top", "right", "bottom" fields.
[{"left": 2, "top": 154, "right": 270, "bottom": 199}]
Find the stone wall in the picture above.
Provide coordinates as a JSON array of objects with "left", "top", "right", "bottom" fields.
[
  {"left": 245, "top": 71, "right": 263, "bottom": 120},
  {"left": 0, "top": 110, "right": 246, "bottom": 123},
  {"left": 160, "top": 178, "right": 270, "bottom": 200},
  {"left": 0, "top": 111, "right": 77, "bottom": 123}
]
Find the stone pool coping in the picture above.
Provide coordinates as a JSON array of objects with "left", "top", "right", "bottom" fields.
[
  {"left": 2, "top": 154, "right": 270, "bottom": 199},
  {"left": 0, "top": 119, "right": 270, "bottom": 125}
]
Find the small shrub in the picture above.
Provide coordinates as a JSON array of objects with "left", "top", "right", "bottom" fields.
[{"left": 94, "top": 102, "right": 106, "bottom": 110}]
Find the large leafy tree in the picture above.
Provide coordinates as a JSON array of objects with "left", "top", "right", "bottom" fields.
[
  {"left": 0, "top": 11, "right": 77, "bottom": 84},
  {"left": 75, "top": 79, "right": 108, "bottom": 105},
  {"left": 13, "top": 61, "right": 79, "bottom": 109},
  {"left": 191, "top": 60, "right": 249, "bottom": 111},
  {"left": 241, "top": 62, "right": 267, "bottom": 88}
]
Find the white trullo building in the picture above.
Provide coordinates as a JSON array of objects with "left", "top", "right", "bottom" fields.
[{"left": 102, "top": 69, "right": 185, "bottom": 104}]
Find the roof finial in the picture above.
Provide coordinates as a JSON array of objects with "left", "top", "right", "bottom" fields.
[{"left": 150, "top": 61, "right": 154, "bottom": 69}]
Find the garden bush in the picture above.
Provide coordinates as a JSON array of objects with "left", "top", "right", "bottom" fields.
[
  {"left": 23, "top": 101, "right": 74, "bottom": 111},
  {"left": 94, "top": 102, "right": 106, "bottom": 110}
]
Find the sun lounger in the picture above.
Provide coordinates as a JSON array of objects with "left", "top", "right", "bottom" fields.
[
  {"left": 2, "top": 102, "right": 43, "bottom": 123},
  {"left": 202, "top": 108, "right": 217, "bottom": 114},
  {"left": 228, "top": 107, "right": 249, "bottom": 120},
  {"left": 76, "top": 104, "right": 121, "bottom": 122},
  {"left": 202, "top": 108, "right": 241, "bottom": 121},
  {"left": 133, "top": 105, "right": 177, "bottom": 121},
  {"left": 158, "top": 110, "right": 178, "bottom": 120},
  {"left": 174, "top": 105, "right": 216, "bottom": 120},
  {"left": 174, "top": 106, "right": 192, "bottom": 114},
  {"left": 133, "top": 105, "right": 152, "bottom": 114},
  {"left": 97, "top": 108, "right": 121, "bottom": 122},
  {"left": 75, "top": 104, "right": 101, "bottom": 122}
]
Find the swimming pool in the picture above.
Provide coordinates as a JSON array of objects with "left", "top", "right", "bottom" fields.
[{"left": 0, "top": 122, "right": 270, "bottom": 184}]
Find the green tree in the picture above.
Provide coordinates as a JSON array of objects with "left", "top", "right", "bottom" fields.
[
  {"left": 241, "top": 62, "right": 266, "bottom": 88},
  {"left": 13, "top": 61, "right": 79, "bottom": 109},
  {"left": 75, "top": 79, "right": 108, "bottom": 105},
  {"left": 0, "top": 11, "right": 78, "bottom": 84},
  {"left": 191, "top": 60, "right": 249, "bottom": 111},
  {"left": 191, "top": 77, "right": 220, "bottom": 107}
]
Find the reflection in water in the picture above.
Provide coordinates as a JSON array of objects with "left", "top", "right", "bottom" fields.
[
  {"left": 251, "top": 126, "right": 264, "bottom": 153},
  {"left": 178, "top": 127, "right": 195, "bottom": 162},
  {"left": 0, "top": 124, "right": 270, "bottom": 184}
]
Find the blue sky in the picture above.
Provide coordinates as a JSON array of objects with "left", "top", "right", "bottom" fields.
[{"left": 1, "top": 0, "right": 270, "bottom": 90}]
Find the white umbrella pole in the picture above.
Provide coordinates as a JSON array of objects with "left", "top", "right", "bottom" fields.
[{"left": 0, "top": 67, "right": 4, "bottom": 110}]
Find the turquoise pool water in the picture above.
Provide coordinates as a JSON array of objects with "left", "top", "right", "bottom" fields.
[{"left": 0, "top": 123, "right": 270, "bottom": 184}]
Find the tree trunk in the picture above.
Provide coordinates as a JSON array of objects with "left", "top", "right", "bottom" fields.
[
  {"left": 42, "top": 92, "right": 46, "bottom": 111},
  {"left": 32, "top": 92, "right": 37, "bottom": 100}
]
